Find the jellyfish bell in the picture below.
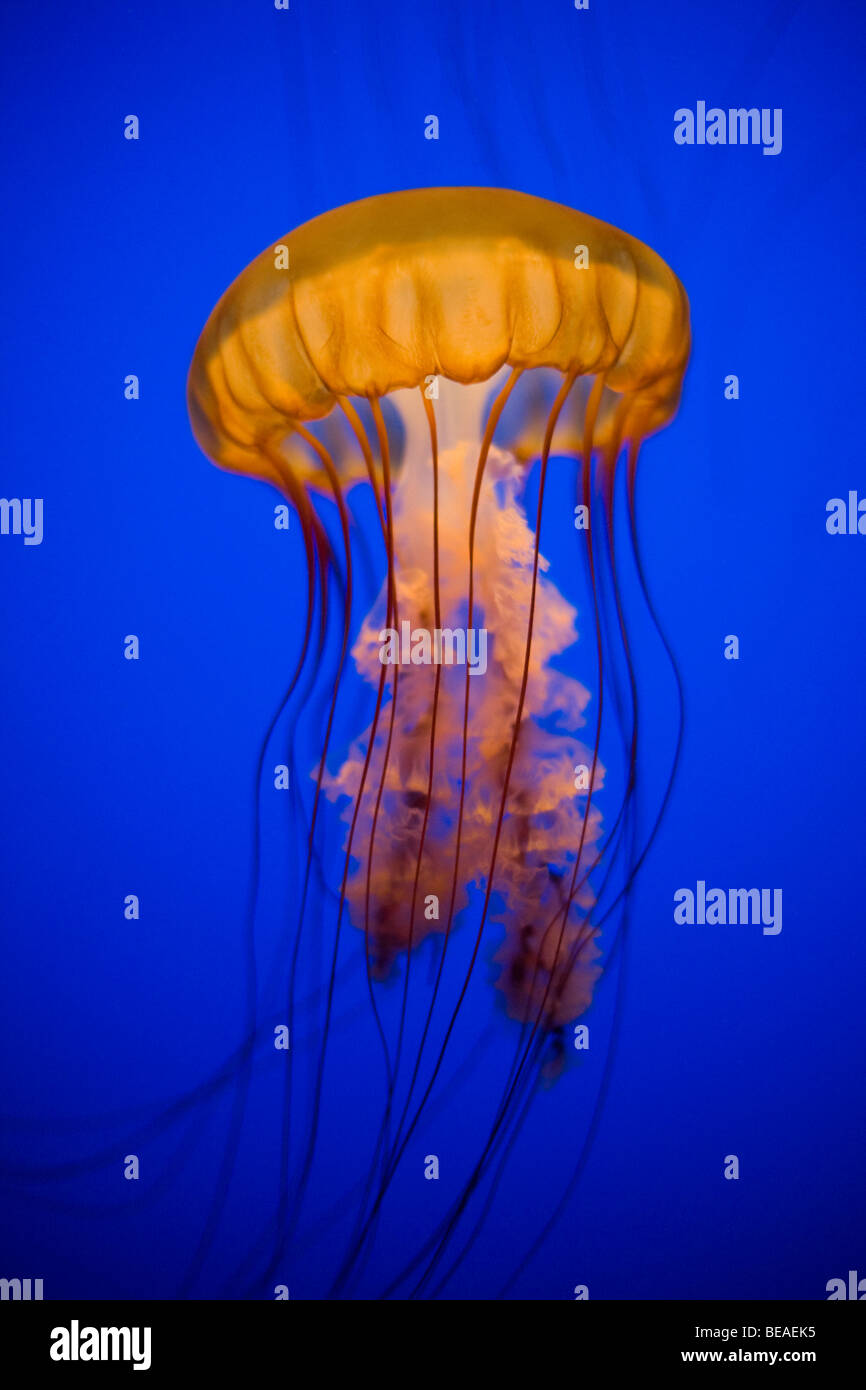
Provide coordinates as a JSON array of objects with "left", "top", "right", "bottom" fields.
[
  {"left": 187, "top": 186, "right": 690, "bottom": 1292},
  {"left": 187, "top": 186, "right": 689, "bottom": 486}
]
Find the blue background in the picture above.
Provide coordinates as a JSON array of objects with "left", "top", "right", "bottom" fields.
[{"left": 1, "top": 0, "right": 864, "bottom": 1300}]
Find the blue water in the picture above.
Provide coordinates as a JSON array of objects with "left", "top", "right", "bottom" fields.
[{"left": 1, "top": 0, "right": 864, "bottom": 1300}]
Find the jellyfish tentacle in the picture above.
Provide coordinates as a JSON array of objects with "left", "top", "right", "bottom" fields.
[
  {"left": 387, "top": 391, "right": 444, "bottom": 1099},
  {"left": 324, "top": 399, "right": 401, "bottom": 1090},
  {"left": 501, "top": 375, "right": 608, "bottom": 1052},
  {"left": 326, "top": 396, "right": 414, "bottom": 1266},
  {"left": 363, "top": 399, "right": 404, "bottom": 1000},
  {"left": 262, "top": 427, "right": 358, "bottom": 1278},
  {"left": 178, "top": 445, "right": 326, "bottom": 1296},
  {"left": 367, "top": 370, "right": 582, "bottom": 1297},
  {"left": 495, "top": 941, "right": 629, "bottom": 1300},
  {"left": 539, "top": 402, "right": 638, "bottom": 1038},
  {"left": 352, "top": 387, "right": 450, "bottom": 1261},
  {"left": 424, "top": 1046, "right": 543, "bottom": 1298},
  {"left": 613, "top": 437, "right": 686, "bottom": 896},
  {"left": 338, "top": 397, "right": 388, "bottom": 542},
  {"left": 503, "top": 405, "right": 638, "bottom": 1061},
  {"left": 493, "top": 439, "right": 687, "bottom": 1301},
  {"left": 333, "top": 389, "right": 450, "bottom": 1282},
  {"left": 446, "top": 380, "right": 612, "bottom": 1249},
  {"left": 363, "top": 367, "right": 525, "bottom": 1164},
  {"left": 383, "top": 1030, "right": 545, "bottom": 1300},
  {"left": 340, "top": 397, "right": 409, "bottom": 1251},
  {"left": 507, "top": 387, "right": 639, "bottom": 1064},
  {"left": 551, "top": 433, "right": 684, "bottom": 943},
  {"left": 326, "top": 369, "right": 525, "bottom": 1298},
  {"left": 382, "top": 369, "right": 524, "bottom": 1137},
  {"left": 390, "top": 372, "right": 612, "bottom": 1297},
  {"left": 272, "top": 396, "right": 410, "bottom": 1283}
]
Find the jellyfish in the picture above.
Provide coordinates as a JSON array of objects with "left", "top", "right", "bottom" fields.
[{"left": 187, "top": 186, "right": 690, "bottom": 1297}]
